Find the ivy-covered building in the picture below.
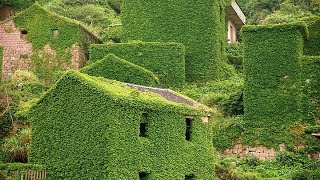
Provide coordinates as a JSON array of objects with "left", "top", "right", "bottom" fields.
[
  {"left": 0, "top": 3, "right": 101, "bottom": 80},
  {"left": 28, "top": 70, "right": 217, "bottom": 179}
]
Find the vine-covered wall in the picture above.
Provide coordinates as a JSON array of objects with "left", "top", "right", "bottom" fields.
[
  {"left": 240, "top": 22, "right": 320, "bottom": 152},
  {"left": 121, "top": 0, "right": 225, "bottom": 82},
  {"left": 89, "top": 42, "right": 186, "bottom": 88},
  {"left": 0, "top": 3, "right": 99, "bottom": 84},
  {"left": 300, "top": 56, "right": 320, "bottom": 122},
  {"left": 241, "top": 23, "right": 308, "bottom": 147},
  {"left": 29, "top": 71, "right": 216, "bottom": 179},
  {"left": 81, "top": 54, "right": 159, "bottom": 87},
  {"left": 242, "top": 23, "right": 307, "bottom": 128}
]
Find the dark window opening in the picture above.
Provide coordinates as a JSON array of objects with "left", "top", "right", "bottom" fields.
[
  {"left": 52, "top": 29, "right": 59, "bottom": 37},
  {"left": 139, "top": 123, "right": 147, "bottom": 137},
  {"left": 185, "top": 174, "right": 195, "bottom": 180},
  {"left": 20, "top": 30, "right": 28, "bottom": 39},
  {"left": 21, "top": 30, "right": 28, "bottom": 35},
  {"left": 139, "top": 172, "right": 149, "bottom": 180},
  {"left": 186, "top": 117, "right": 193, "bottom": 141},
  {"left": 140, "top": 112, "right": 148, "bottom": 137}
]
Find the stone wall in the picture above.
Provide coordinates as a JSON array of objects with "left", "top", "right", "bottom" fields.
[
  {"left": 0, "top": 20, "right": 32, "bottom": 78},
  {"left": 224, "top": 142, "right": 320, "bottom": 160},
  {"left": 0, "top": 20, "right": 86, "bottom": 79}
]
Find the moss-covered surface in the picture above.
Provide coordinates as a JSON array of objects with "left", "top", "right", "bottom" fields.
[
  {"left": 81, "top": 54, "right": 159, "bottom": 87},
  {"left": 89, "top": 42, "right": 186, "bottom": 88},
  {"left": 28, "top": 70, "right": 216, "bottom": 179},
  {"left": 121, "top": 0, "right": 227, "bottom": 82}
]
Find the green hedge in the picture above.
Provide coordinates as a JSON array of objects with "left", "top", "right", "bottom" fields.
[
  {"left": 304, "top": 17, "right": 320, "bottom": 56},
  {"left": 81, "top": 54, "right": 159, "bottom": 87},
  {"left": 121, "top": 0, "right": 226, "bottom": 82},
  {"left": 299, "top": 56, "right": 320, "bottom": 122},
  {"left": 0, "top": 0, "right": 35, "bottom": 11},
  {"left": 28, "top": 70, "right": 216, "bottom": 179},
  {"left": 89, "top": 42, "right": 186, "bottom": 88}
]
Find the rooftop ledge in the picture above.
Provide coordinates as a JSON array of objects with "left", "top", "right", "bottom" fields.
[
  {"left": 241, "top": 22, "right": 309, "bottom": 39},
  {"left": 226, "top": 0, "right": 246, "bottom": 27}
]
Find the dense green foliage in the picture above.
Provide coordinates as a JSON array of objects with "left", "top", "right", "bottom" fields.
[
  {"left": 46, "top": 0, "right": 120, "bottom": 36},
  {"left": 14, "top": 4, "right": 85, "bottom": 52},
  {"left": 28, "top": 71, "right": 216, "bottom": 179},
  {"left": 242, "top": 22, "right": 305, "bottom": 129},
  {"left": 81, "top": 54, "right": 159, "bottom": 87},
  {"left": 216, "top": 153, "right": 320, "bottom": 179},
  {"left": 0, "top": 71, "right": 46, "bottom": 137},
  {"left": 0, "top": 162, "right": 45, "bottom": 179},
  {"left": 304, "top": 17, "right": 320, "bottom": 56},
  {"left": 0, "top": 0, "right": 35, "bottom": 11},
  {"left": 237, "top": 0, "right": 319, "bottom": 24},
  {"left": 89, "top": 42, "right": 186, "bottom": 88},
  {"left": 181, "top": 77, "right": 244, "bottom": 117},
  {"left": 12, "top": 3, "right": 94, "bottom": 84},
  {"left": 2, "top": 129, "right": 31, "bottom": 163},
  {"left": 121, "top": 0, "right": 226, "bottom": 82},
  {"left": 238, "top": 22, "right": 320, "bottom": 151},
  {"left": 300, "top": 56, "right": 320, "bottom": 122},
  {"left": 212, "top": 116, "right": 245, "bottom": 151},
  {"left": 226, "top": 44, "right": 244, "bottom": 71}
]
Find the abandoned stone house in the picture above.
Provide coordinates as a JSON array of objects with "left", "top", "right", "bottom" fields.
[
  {"left": 0, "top": 4, "right": 101, "bottom": 79},
  {"left": 28, "top": 70, "right": 216, "bottom": 179}
]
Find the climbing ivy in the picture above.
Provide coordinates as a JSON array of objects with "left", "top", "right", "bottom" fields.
[
  {"left": 121, "top": 0, "right": 228, "bottom": 82},
  {"left": 89, "top": 42, "right": 186, "bottom": 88},
  {"left": 28, "top": 71, "right": 216, "bottom": 179},
  {"left": 81, "top": 54, "right": 159, "bottom": 87}
]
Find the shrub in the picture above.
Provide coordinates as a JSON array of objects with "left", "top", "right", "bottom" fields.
[
  {"left": 89, "top": 42, "right": 186, "bottom": 88},
  {"left": 244, "top": 155, "right": 260, "bottom": 167},
  {"left": 2, "top": 129, "right": 31, "bottom": 163},
  {"left": 81, "top": 54, "right": 159, "bottom": 87},
  {"left": 121, "top": 0, "right": 227, "bottom": 82},
  {"left": 226, "top": 44, "right": 244, "bottom": 71}
]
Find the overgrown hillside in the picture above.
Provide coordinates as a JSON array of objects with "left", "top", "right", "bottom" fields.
[{"left": 0, "top": 0, "right": 319, "bottom": 179}]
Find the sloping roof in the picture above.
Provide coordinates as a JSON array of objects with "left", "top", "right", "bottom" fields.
[
  {"left": 226, "top": 0, "right": 246, "bottom": 27},
  {"left": 1, "top": 3, "right": 101, "bottom": 43},
  {"left": 32, "top": 71, "right": 212, "bottom": 114},
  {"left": 126, "top": 83, "right": 199, "bottom": 107}
]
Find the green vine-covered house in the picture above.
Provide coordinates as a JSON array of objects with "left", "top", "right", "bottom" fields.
[
  {"left": 28, "top": 70, "right": 217, "bottom": 179},
  {"left": 0, "top": 3, "right": 101, "bottom": 80}
]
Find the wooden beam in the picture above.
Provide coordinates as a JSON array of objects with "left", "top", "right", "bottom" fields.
[{"left": 311, "top": 133, "right": 320, "bottom": 137}]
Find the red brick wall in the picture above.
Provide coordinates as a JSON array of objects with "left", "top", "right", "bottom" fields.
[
  {"left": 0, "top": 20, "right": 33, "bottom": 78},
  {"left": 0, "top": 20, "right": 86, "bottom": 80}
]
